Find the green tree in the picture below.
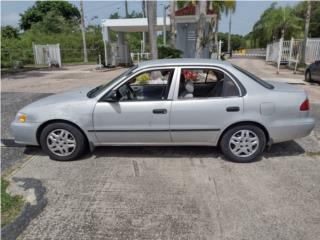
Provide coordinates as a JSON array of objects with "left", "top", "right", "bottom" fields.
[
  {"left": 251, "top": 3, "right": 304, "bottom": 48},
  {"left": 1, "top": 26, "right": 19, "bottom": 39},
  {"left": 208, "top": 0, "right": 236, "bottom": 56},
  {"left": 19, "top": 0, "right": 80, "bottom": 31}
]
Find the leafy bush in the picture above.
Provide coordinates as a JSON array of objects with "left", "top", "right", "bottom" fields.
[{"left": 158, "top": 45, "right": 183, "bottom": 59}]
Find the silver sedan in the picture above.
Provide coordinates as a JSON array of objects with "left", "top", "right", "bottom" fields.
[{"left": 11, "top": 59, "right": 315, "bottom": 163}]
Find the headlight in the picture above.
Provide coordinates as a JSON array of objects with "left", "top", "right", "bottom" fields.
[{"left": 17, "top": 113, "right": 27, "bottom": 123}]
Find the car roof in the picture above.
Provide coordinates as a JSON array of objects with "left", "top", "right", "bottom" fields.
[{"left": 137, "top": 58, "right": 232, "bottom": 69}]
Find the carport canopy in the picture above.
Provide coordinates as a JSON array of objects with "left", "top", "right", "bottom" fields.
[{"left": 101, "top": 17, "right": 170, "bottom": 33}]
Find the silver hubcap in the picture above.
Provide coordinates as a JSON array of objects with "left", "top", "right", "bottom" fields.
[
  {"left": 47, "top": 129, "right": 76, "bottom": 157},
  {"left": 229, "top": 130, "right": 259, "bottom": 157}
]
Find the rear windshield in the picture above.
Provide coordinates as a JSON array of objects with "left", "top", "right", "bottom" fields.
[{"left": 232, "top": 64, "right": 274, "bottom": 89}]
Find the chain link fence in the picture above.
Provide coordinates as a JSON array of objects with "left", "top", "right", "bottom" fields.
[{"left": 1, "top": 48, "right": 104, "bottom": 69}]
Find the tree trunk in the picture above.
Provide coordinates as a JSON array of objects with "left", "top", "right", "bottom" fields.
[
  {"left": 195, "top": 1, "right": 206, "bottom": 58},
  {"left": 147, "top": 1, "right": 158, "bottom": 59},
  {"left": 227, "top": 12, "right": 231, "bottom": 53},
  {"left": 208, "top": 14, "right": 216, "bottom": 57},
  {"left": 170, "top": 0, "right": 176, "bottom": 47},
  {"left": 301, "top": 0, "right": 311, "bottom": 64},
  {"left": 214, "top": 15, "right": 219, "bottom": 59}
]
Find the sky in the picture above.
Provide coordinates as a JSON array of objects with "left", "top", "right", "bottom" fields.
[{"left": 1, "top": 0, "right": 299, "bottom": 36}]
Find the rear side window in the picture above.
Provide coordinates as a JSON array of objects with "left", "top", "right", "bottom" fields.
[
  {"left": 232, "top": 64, "right": 274, "bottom": 89},
  {"left": 178, "top": 68, "right": 239, "bottom": 99}
]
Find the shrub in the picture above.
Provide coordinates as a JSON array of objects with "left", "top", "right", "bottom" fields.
[{"left": 158, "top": 45, "right": 183, "bottom": 59}]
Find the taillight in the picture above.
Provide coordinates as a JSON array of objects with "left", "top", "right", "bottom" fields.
[{"left": 300, "top": 99, "right": 310, "bottom": 111}]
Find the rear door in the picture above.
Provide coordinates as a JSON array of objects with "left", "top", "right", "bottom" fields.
[{"left": 170, "top": 66, "right": 244, "bottom": 145}]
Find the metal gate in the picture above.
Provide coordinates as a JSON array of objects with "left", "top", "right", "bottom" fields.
[{"left": 33, "top": 44, "right": 62, "bottom": 67}]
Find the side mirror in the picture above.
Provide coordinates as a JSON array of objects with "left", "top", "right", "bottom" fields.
[{"left": 102, "top": 90, "right": 119, "bottom": 102}]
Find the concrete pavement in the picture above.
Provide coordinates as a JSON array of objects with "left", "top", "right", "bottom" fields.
[{"left": 9, "top": 147, "right": 320, "bottom": 240}]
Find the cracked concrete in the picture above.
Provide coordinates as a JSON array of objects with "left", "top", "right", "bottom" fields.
[{"left": 6, "top": 146, "right": 320, "bottom": 240}]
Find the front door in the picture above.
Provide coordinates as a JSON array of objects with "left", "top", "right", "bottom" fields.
[
  {"left": 93, "top": 68, "right": 176, "bottom": 144},
  {"left": 170, "top": 67, "right": 244, "bottom": 145}
]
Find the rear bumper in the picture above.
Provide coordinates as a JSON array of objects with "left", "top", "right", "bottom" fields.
[
  {"left": 270, "top": 118, "right": 315, "bottom": 143},
  {"left": 10, "top": 121, "right": 41, "bottom": 146}
]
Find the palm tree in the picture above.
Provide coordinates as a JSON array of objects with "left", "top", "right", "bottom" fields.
[
  {"left": 208, "top": 1, "right": 236, "bottom": 57},
  {"left": 301, "top": 0, "right": 311, "bottom": 64},
  {"left": 195, "top": 0, "right": 207, "bottom": 58},
  {"left": 146, "top": 0, "right": 158, "bottom": 59}
]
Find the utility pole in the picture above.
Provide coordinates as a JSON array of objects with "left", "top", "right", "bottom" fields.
[
  {"left": 142, "top": 0, "right": 146, "bottom": 53},
  {"left": 169, "top": 0, "right": 176, "bottom": 47},
  {"left": 227, "top": 11, "right": 231, "bottom": 54},
  {"left": 80, "top": 0, "right": 88, "bottom": 63},
  {"left": 163, "top": 4, "right": 169, "bottom": 45},
  {"left": 125, "top": 0, "right": 129, "bottom": 18}
]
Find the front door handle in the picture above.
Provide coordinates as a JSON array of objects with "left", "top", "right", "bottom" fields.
[
  {"left": 226, "top": 106, "right": 240, "bottom": 112},
  {"left": 153, "top": 109, "right": 167, "bottom": 114}
]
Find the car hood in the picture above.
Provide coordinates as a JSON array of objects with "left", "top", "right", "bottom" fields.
[
  {"left": 267, "top": 81, "right": 305, "bottom": 93},
  {"left": 20, "top": 87, "right": 93, "bottom": 112}
]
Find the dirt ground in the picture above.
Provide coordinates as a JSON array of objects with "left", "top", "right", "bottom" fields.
[
  {"left": 1, "top": 65, "right": 127, "bottom": 93},
  {"left": 229, "top": 58, "right": 320, "bottom": 104}
]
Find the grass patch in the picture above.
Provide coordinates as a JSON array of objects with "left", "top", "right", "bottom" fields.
[
  {"left": 306, "top": 151, "right": 320, "bottom": 157},
  {"left": 1, "top": 178, "right": 24, "bottom": 227}
]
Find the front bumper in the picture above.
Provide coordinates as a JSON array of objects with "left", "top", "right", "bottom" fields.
[{"left": 10, "top": 121, "right": 41, "bottom": 145}]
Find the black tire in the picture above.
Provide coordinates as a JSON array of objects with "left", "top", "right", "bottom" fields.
[
  {"left": 40, "top": 123, "right": 87, "bottom": 161},
  {"left": 305, "top": 70, "right": 312, "bottom": 82},
  {"left": 220, "top": 124, "right": 266, "bottom": 163}
]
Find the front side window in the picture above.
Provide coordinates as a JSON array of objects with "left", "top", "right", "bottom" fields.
[
  {"left": 116, "top": 69, "right": 174, "bottom": 101},
  {"left": 178, "top": 68, "right": 239, "bottom": 99}
]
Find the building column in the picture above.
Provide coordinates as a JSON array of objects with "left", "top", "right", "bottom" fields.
[{"left": 102, "top": 26, "right": 111, "bottom": 66}]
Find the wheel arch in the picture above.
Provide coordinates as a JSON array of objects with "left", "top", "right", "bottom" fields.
[
  {"left": 217, "top": 121, "right": 270, "bottom": 146},
  {"left": 36, "top": 119, "right": 89, "bottom": 146}
]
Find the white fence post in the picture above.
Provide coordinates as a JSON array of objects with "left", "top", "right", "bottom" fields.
[
  {"left": 277, "top": 37, "right": 283, "bottom": 74},
  {"left": 288, "top": 37, "right": 294, "bottom": 67},
  {"left": 218, "top": 40, "right": 222, "bottom": 60}
]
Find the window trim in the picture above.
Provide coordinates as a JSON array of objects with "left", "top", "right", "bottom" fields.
[
  {"left": 99, "top": 67, "right": 177, "bottom": 102},
  {"left": 173, "top": 66, "right": 243, "bottom": 100}
]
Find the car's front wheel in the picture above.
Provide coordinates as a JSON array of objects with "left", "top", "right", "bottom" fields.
[
  {"left": 40, "top": 123, "right": 86, "bottom": 161},
  {"left": 220, "top": 125, "right": 266, "bottom": 163}
]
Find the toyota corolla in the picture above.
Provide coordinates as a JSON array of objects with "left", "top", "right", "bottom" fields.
[{"left": 11, "top": 59, "right": 315, "bottom": 163}]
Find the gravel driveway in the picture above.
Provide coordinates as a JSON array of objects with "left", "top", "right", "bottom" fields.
[{"left": 2, "top": 62, "right": 320, "bottom": 240}]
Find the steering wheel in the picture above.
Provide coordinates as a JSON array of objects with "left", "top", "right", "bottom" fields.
[{"left": 127, "top": 85, "right": 137, "bottom": 100}]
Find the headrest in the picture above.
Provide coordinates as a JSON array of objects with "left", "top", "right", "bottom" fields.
[{"left": 185, "top": 80, "right": 194, "bottom": 93}]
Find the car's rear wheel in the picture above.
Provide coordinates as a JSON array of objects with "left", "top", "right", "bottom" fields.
[
  {"left": 305, "top": 70, "right": 312, "bottom": 82},
  {"left": 40, "top": 123, "right": 86, "bottom": 161},
  {"left": 220, "top": 125, "right": 266, "bottom": 163}
]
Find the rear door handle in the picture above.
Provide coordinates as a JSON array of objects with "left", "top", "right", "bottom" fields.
[
  {"left": 153, "top": 109, "right": 167, "bottom": 114},
  {"left": 226, "top": 106, "right": 240, "bottom": 112}
]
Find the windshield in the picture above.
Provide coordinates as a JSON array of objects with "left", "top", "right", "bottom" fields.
[
  {"left": 87, "top": 66, "right": 138, "bottom": 98},
  {"left": 232, "top": 64, "right": 274, "bottom": 89}
]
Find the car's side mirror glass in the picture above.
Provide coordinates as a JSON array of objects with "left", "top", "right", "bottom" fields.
[{"left": 102, "top": 90, "right": 119, "bottom": 102}]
